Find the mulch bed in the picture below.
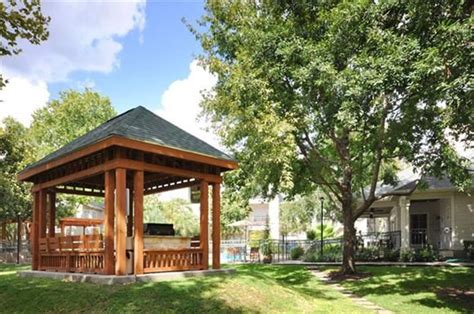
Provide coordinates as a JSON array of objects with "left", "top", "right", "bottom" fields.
[
  {"left": 327, "top": 270, "right": 372, "bottom": 282},
  {"left": 437, "top": 288, "right": 474, "bottom": 310}
]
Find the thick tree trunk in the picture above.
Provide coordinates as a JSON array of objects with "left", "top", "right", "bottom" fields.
[{"left": 341, "top": 198, "right": 356, "bottom": 274}]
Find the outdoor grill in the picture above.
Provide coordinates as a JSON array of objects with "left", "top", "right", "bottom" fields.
[{"left": 143, "top": 223, "right": 175, "bottom": 236}]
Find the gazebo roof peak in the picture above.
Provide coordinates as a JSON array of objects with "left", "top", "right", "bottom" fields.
[{"left": 23, "top": 106, "right": 235, "bottom": 173}]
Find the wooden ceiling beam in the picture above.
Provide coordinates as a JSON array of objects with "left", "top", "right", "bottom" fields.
[
  {"left": 19, "top": 135, "right": 237, "bottom": 182},
  {"left": 144, "top": 179, "right": 199, "bottom": 195}
]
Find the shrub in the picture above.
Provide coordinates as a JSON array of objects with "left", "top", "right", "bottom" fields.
[
  {"left": 383, "top": 249, "right": 400, "bottom": 261},
  {"left": 303, "top": 243, "right": 342, "bottom": 262},
  {"left": 260, "top": 239, "right": 274, "bottom": 256},
  {"left": 290, "top": 246, "right": 305, "bottom": 260},
  {"left": 355, "top": 246, "right": 379, "bottom": 261},
  {"left": 400, "top": 245, "right": 438, "bottom": 262},
  {"left": 306, "top": 230, "right": 317, "bottom": 240}
]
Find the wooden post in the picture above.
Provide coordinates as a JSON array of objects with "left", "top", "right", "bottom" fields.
[
  {"left": 31, "top": 191, "right": 40, "bottom": 270},
  {"left": 133, "top": 171, "right": 144, "bottom": 275},
  {"left": 115, "top": 168, "right": 127, "bottom": 275},
  {"left": 200, "top": 181, "right": 209, "bottom": 270},
  {"left": 127, "top": 188, "right": 133, "bottom": 237},
  {"left": 212, "top": 183, "right": 221, "bottom": 269},
  {"left": 38, "top": 190, "right": 47, "bottom": 238},
  {"left": 48, "top": 192, "right": 56, "bottom": 237},
  {"left": 104, "top": 170, "right": 116, "bottom": 275}
]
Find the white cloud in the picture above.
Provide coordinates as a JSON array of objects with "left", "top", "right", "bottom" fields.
[
  {"left": 156, "top": 60, "right": 222, "bottom": 149},
  {"left": 0, "top": 77, "right": 50, "bottom": 125},
  {"left": 0, "top": 0, "right": 146, "bottom": 125}
]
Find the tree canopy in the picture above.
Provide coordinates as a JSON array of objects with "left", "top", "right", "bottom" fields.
[
  {"left": 30, "top": 89, "right": 116, "bottom": 158},
  {"left": 0, "top": 0, "right": 50, "bottom": 88},
  {"left": 0, "top": 89, "right": 116, "bottom": 223},
  {"left": 144, "top": 196, "right": 199, "bottom": 237},
  {"left": 193, "top": 0, "right": 473, "bottom": 273},
  {"left": 0, "top": 117, "right": 35, "bottom": 222}
]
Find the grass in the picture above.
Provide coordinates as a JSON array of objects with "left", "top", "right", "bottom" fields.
[
  {"left": 0, "top": 263, "right": 367, "bottom": 313},
  {"left": 322, "top": 266, "right": 474, "bottom": 314}
]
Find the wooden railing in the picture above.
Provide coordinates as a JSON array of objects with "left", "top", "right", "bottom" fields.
[
  {"left": 143, "top": 248, "right": 204, "bottom": 273},
  {"left": 38, "top": 235, "right": 104, "bottom": 274}
]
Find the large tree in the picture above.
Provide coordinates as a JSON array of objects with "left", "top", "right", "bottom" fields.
[
  {"left": 194, "top": 1, "right": 473, "bottom": 273},
  {"left": 29, "top": 89, "right": 116, "bottom": 215},
  {"left": 0, "top": 0, "right": 50, "bottom": 88},
  {"left": 31, "top": 89, "right": 116, "bottom": 158}
]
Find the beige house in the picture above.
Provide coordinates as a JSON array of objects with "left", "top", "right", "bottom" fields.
[{"left": 358, "top": 168, "right": 473, "bottom": 257}]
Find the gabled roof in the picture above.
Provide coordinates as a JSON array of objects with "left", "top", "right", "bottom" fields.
[
  {"left": 24, "top": 106, "right": 234, "bottom": 171},
  {"left": 370, "top": 167, "right": 470, "bottom": 198}
]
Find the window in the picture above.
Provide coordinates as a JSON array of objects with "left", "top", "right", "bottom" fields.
[
  {"left": 410, "top": 214, "right": 427, "bottom": 246},
  {"left": 190, "top": 185, "right": 200, "bottom": 204}
]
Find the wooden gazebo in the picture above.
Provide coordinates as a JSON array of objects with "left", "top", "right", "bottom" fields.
[{"left": 18, "top": 106, "right": 237, "bottom": 276}]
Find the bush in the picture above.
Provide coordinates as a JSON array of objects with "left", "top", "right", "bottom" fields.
[
  {"left": 306, "top": 230, "right": 317, "bottom": 240},
  {"left": 290, "top": 246, "right": 305, "bottom": 260},
  {"left": 303, "top": 243, "right": 342, "bottom": 262},
  {"left": 400, "top": 245, "right": 438, "bottom": 262},
  {"left": 355, "top": 246, "right": 379, "bottom": 261},
  {"left": 383, "top": 249, "right": 400, "bottom": 261}
]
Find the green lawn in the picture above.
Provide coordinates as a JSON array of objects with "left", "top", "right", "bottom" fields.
[
  {"left": 0, "top": 264, "right": 367, "bottom": 313},
  {"left": 323, "top": 266, "right": 474, "bottom": 314}
]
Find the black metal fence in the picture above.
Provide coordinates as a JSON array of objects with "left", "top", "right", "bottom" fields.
[{"left": 217, "top": 231, "right": 402, "bottom": 263}]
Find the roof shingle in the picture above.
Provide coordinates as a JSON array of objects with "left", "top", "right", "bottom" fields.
[{"left": 25, "top": 106, "right": 234, "bottom": 171}]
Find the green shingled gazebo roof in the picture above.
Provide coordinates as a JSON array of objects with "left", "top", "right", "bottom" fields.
[{"left": 25, "top": 106, "right": 234, "bottom": 171}]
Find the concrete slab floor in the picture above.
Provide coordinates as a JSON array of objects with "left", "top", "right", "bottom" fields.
[{"left": 18, "top": 268, "right": 236, "bottom": 285}]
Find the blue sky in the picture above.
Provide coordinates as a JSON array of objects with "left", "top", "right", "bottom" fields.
[
  {"left": 1, "top": 0, "right": 222, "bottom": 147},
  {"left": 48, "top": 1, "right": 205, "bottom": 113}
]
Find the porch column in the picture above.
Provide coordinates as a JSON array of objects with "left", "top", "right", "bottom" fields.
[
  {"left": 133, "top": 170, "right": 144, "bottom": 275},
  {"left": 48, "top": 192, "right": 56, "bottom": 237},
  {"left": 104, "top": 170, "right": 116, "bottom": 275},
  {"left": 115, "top": 168, "right": 127, "bottom": 275},
  {"left": 399, "top": 196, "right": 410, "bottom": 250},
  {"left": 31, "top": 192, "right": 40, "bottom": 270},
  {"left": 212, "top": 183, "right": 221, "bottom": 269},
  {"left": 200, "top": 181, "right": 209, "bottom": 270}
]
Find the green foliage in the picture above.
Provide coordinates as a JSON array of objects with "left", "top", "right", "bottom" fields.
[
  {"left": 249, "top": 230, "right": 264, "bottom": 248},
  {"left": 290, "top": 246, "right": 304, "bottom": 260},
  {"left": 192, "top": 0, "right": 473, "bottom": 271},
  {"left": 399, "top": 245, "right": 438, "bottom": 262},
  {"left": 303, "top": 244, "right": 343, "bottom": 263},
  {"left": 30, "top": 89, "right": 116, "bottom": 158},
  {"left": 280, "top": 193, "right": 321, "bottom": 236},
  {"left": 144, "top": 196, "right": 199, "bottom": 237},
  {"left": 260, "top": 239, "right": 274, "bottom": 257},
  {"left": 307, "top": 224, "right": 336, "bottom": 241},
  {"left": 0, "top": 0, "right": 50, "bottom": 88},
  {"left": 306, "top": 230, "right": 317, "bottom": 241},
  {"left": 0, "top": 118, "right": 34, "bottom": 221},
  {"left": 220, "top": 188, "right": 251, "bottom": 238},
  {"left": 28, "top": 89, "right": 116, "bottom": 216},
  {"left": 354, "top": 247, "right": 380, "bottom": 262}
]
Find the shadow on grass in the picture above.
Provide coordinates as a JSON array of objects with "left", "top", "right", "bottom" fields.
[
  {"left": 233, "top": 264, "right": 338, "bottom": 300},
  {"left": 0, "top": 263, "right": 338, "bottom": 313},
  {"left": 333, "top": 266, "right": 474, "bottom": 313},
  {"left": 0, "top": 265, "right": 247, "bottom": 313}
]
